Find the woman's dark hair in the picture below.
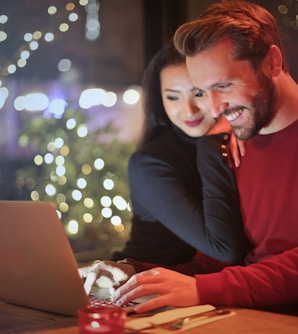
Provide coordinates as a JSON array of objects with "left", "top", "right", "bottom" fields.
[{"left": 138, "top": 40, "right": 185, "bottom": 148}]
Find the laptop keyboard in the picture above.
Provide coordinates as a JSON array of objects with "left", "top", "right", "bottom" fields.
[{"left": 89, "top": 296, "right": 139, "bottom": 313}]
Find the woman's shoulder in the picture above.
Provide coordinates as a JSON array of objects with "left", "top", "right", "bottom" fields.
[{"left": 129, "top": 128, "right": 195, "bottom": 173}]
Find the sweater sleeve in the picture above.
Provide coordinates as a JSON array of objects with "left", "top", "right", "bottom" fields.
[
  {"left": 128, "top": 133, "right": 249, "bottom": 263},
  {"left": 196, "top": 247, "right": 298, "bottom": 308}
]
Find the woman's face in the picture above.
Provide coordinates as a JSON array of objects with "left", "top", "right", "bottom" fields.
[{"left": 160, "top": 63, "right": 216, "bottom": 137}]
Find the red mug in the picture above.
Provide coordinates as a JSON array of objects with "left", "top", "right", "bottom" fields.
[{"left": 78, "top": 305, "right": 126, "bottom": 334}]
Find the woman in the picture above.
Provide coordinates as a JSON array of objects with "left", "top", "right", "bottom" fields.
[{"left": 110, "top": 41, "right": 249, "bottom": 270}]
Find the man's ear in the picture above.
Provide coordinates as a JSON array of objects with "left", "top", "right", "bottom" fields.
[{"left": 263, "top": 45, "right": 282, "bottom": 77}]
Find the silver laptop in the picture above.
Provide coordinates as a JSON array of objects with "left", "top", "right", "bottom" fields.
[{"left": 0, "top": 200, "right": 90, "bottom": 317}]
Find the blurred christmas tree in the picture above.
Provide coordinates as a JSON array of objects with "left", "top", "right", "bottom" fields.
[{"left": 16, "top": 104, "right": 135, "bottom": 263}]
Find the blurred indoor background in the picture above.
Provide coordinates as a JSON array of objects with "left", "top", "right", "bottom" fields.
[{"left": 0, "top": 0, "right": 297, "bottom": 263}]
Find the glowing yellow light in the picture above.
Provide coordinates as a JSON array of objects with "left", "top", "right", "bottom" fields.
[
  {"left": 278, "top": 5, "right": 288, "bottom": 15},
  {"left": 82, "top": 164, "right": 92, "bottom": 175},
  {"left": 113, "top": 196, "right": 127, "bottom": 211},
  {"left": 17, "top": 59, "right": 26, "bottom": 68},
  {"left": 59, "top": 202, "right": 69, "bottom": 212},
  {"left": 83, "top": 213, "right": 93, "bottom": 223},
  {"left": 79, "top": 0, "right": 88, "bottom": 6},
  {"left": 18, "top": 134, "right": 29, "bottom": 146},
  {"left": 30, "top": 191, "right": 40, "bottom": 201},
  {"left": 84, "top": 198, "right": 94, "bottom": 208},
  {"left": 55, "top": 155, "right": 65, "bottom": 166},
  {"left": 58, "top": 176, "right": 67, "bottom": 185},
  {"left": 33, "top": 31, "right": 42, "bottom": 40},
  {"left": 114, "top": 224, "right": 124, "bottom": 233},
  {"left": 66, "top": 3, "right": 75, "bottom": 11},
  {"left": 60, "top": 145, "right": 70, "bottom": 156},
  {"left": 56, "top": 193, "right": 66, "bottom": 203},
  {"left": 59, "top": 23, "right": 69, "bottom": 32},
  {"left": 0, "top": 31, "right": 7, "bottom": 42},
  {"left": 48, "top": 6, "right": 57, "bottom": 15},
  {"left": 34, "top": 155, "right": 43, "bottom": 165},
  {"left": 47, "top": 142, "right": 56, "bottom": 152}
]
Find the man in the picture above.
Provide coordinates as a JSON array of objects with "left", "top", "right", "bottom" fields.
[{"left": 86, "top": 0, "right": 298, "bottom": 312}]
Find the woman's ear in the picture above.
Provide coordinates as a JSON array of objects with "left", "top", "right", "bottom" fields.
[{"left": 263, "top": 45, "right": 283, "bottom": 77}]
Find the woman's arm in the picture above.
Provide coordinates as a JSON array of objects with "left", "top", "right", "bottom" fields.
[{"left": 128, "top": 132, "right": 249, "bottom": 263}]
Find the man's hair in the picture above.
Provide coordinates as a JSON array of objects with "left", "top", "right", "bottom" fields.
[{"left": 174, "top": 0, "right": 288, "bottom": 72}]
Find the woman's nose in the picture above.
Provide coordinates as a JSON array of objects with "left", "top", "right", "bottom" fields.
[{"left": 185, "top": 101, "right": 199, "bottom": 118}]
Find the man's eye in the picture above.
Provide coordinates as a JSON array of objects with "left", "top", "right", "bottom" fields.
[
  {"left": 217, "top": 83, "right": 232, "bottom": 90},
  {"left": 194, "top": 90, "right": 204, "bottom": 97}
]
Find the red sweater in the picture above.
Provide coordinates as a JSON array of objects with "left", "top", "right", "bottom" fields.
[
  {"left": 197, "top": 119, "right": 298, "bottom": 308},
  {"left": 130, "top": 119, "right": 298, "bottom": 308}
]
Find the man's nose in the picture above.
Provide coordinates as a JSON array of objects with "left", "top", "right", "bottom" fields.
[{"left": 209, "top": 92, "right": 228, "bottom": 118}]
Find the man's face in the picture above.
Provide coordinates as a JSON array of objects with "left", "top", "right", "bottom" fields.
[{"left": 186, "top": 37, "right": 275, "bottom": 140}]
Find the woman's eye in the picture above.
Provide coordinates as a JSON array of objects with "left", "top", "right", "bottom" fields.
[{"left": 166, "top": 95, "right": 179, "bottom": 101}]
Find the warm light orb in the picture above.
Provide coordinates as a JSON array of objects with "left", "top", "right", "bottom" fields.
[
  {"left": 100, "top": 196, "right": 112, "bottom": 207},
  {"left": 122, "top": 87, "right": 140, "bottom": 105},
  {"left": 101, "top": 207, "right": 112, "bottom": 218},
  {"left": 67, "top": 220, "right": 79, "bottom": 235},
  {"left": 103, "top": 179, "right": 114, "bottom": 190},
  {"left": 66, "top": 118, "right": 77, "bottom": 130},
  {"left": 94, "top": 158, "right": 104, "bottom": 170},
  {"left": 77, "top": 178, "right": 87, "bottom": 189},
  {"left": 72, "top": 189, "right": 82, "bottom": 201},
  {"left": 111, "top": 215, "right": 121, "bottom": 226}
]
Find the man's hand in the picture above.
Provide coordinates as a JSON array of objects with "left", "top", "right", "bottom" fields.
[{"left": 111, "top": 267, "right": 199, "bottom": 313}]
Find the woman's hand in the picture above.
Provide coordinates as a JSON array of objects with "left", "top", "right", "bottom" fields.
[
  {"left": 111, "top": 267, "right": 199, "bottom": 313},
  {"left": 207, "top": 116, "right": 245, "bottom": 168},
  {"left": 229, "top": 133, "right": 245, "bottom": 168},
  {"left": 83, "top": 260, "right": 136, "bottom": 294}
]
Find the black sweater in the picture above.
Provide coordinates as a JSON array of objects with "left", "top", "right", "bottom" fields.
[{"left": 112, "top": 126, "right": 249, "bottom": 266}]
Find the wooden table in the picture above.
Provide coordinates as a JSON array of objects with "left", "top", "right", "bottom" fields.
[{"left": 0, "top": 301, "right": 297, "bottom": 334}]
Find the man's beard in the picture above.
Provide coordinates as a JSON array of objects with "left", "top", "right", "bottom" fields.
[{"left": 232, "top": 72, "right": 277, "bottom": 140}]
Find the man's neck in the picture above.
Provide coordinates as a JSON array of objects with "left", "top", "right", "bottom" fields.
[{"left": 259, "top": 72, "right": 298, "bottom": 135}]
